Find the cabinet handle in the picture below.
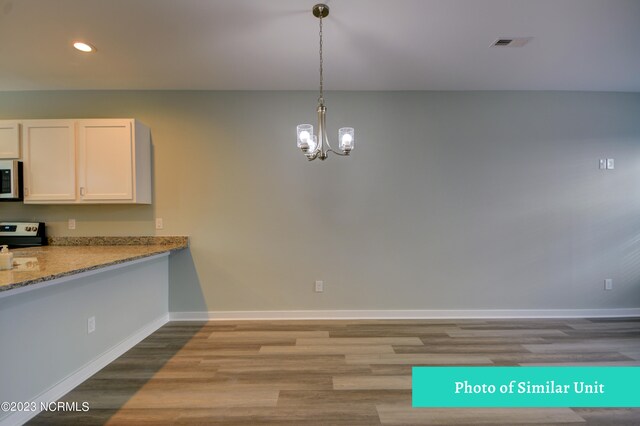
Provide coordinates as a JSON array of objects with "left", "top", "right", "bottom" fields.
[{"left": 80, "top": 187, "right": 85, "bottom": 196}]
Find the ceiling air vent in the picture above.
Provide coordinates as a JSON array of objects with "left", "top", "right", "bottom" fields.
[{"left": 491, "top": 37, "right": 533, "bottom": 48}]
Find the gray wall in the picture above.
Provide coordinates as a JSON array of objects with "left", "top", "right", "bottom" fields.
[{"left": 1, "top": 91, "right": 640, "bottom": 311}]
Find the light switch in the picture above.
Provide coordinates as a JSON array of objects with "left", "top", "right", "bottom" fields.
[
  {"left": 606, "top": 159, "right": 615, "bottom": 170},
  {"left": 599, "top": 159, "right": 606, "bottom": 170}
]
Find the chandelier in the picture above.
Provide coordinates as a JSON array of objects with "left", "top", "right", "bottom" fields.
[{"left": 296, "top": 4, "right": 355, "bottom": 161}]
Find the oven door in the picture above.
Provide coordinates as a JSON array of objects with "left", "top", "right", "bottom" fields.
[{"left": 0, "top": 160, "right": 22, "bottom": 200}]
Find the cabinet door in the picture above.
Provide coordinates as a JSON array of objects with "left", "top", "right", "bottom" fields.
[
  {"left": 23, "top": 120, "right": 76, "bottom": 202},
  {"left": 0, "top": 121, "right": 21, "bottom": 159},
  {"left": 78, "top": 120, "right": 133, "bottom": 201}
]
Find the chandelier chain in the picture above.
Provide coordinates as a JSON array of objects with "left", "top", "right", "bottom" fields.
[{"left": 318, "top": 7, "right": 324, "bottom": 105}]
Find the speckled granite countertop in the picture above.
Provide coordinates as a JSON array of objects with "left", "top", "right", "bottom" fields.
[{"left": 0, "top": 237, "right": 188, "bottom": 294}]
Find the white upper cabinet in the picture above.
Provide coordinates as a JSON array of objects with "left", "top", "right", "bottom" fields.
[
  {"left": 0, "top": 121, "right": 21, "bottom": 159},
  {"left": 23, "top": 120, "right": 76, "bottom": 202},
  {"left": 77, "top": 119, "right": 151, "bottom": 203},
  {"left": 22, "top": 119, "right": 152, "bottom": 204}
]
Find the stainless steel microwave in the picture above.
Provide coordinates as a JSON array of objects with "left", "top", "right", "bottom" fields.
[{"left": 0, "top": 160, "right": 23, "bottom": 200}]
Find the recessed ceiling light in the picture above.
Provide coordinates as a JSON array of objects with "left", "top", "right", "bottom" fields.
[{"left": 73, "top": 41, "right": 96, "bottom": 53}]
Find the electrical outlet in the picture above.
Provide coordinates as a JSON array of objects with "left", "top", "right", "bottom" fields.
[
  {"left": 68, "top": 218, "right": 76, "bottom": 230},
  {"left": 604, "top": 279, "right": 613, "bottom": 291},
  {"left": 87, "top": 316, "right": 96, "bottom": 334},
  {"left": 155, "top": 218, "right": 164, "bottom": 230},
  {"left": 315, "top": 280, "right": 324, "bottom": 293},
  {"left": 606, "top": 159, "right": 615, "bottom": 170},
  {"left": 599, "top": 159, "right": 607, "bottom": 170}
]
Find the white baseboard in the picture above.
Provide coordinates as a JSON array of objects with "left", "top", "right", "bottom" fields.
[
  {"left": 170, "top": 308, "right": 640, "bottom": 321},
  {"left": 0, "top": 313, "right": 170, "bottom": 426}
]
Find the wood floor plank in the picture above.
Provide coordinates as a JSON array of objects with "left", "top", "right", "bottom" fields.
[
  {"left": 519, "top": 361, "right": 640, "bottom": 366},
  {"left": 216, "top": 364, "right": 372, "bottom": 376},
  {"left": 172, "top": 348, "right": 261, "bottom": 357},
  {"left": 621, "top": 351, "right": 640, "bottom": 360},
  {"left": 34, "top": 407, "right": 381, "bottom": 426},
  {"left": 340, "top": 319, "right": 487, "bottom": 325},
  {"left": 489, "top": 352, "right": 632, "bottom": 364},
  {"left": 199, "top": 354, "right": 347, "bottom": 367},
  {"left": 122, "top": 389, "right": 280, "bottom": 409},
  {"left": 420, "top": 336, "right": 549, "bottom": 344},
  {"left": 573, "top": 408, "right": 640, "bottom": 425},
  {"left": 207, "top": 331, "right": 329, "bottom": 338},
  {"left": 175, "top": 406, "right": 382, "bottom": 425},
  {"left": 345, "top": 353, "right": 494, "bottom": 365},
  {"left": 393, "top": 343, "right": 530, "bottom": 354},
  {"left": 448, "top": 329, "right": 569, "bottom": 338},
  {"left": 369, "top": 365, "right": 417, "bottom": 376},
  {"left": 259, "top": 345, "right": 395, "bottom": 355},
  {"left": 277, "top": 389, "right": 410, "bottom": 407},
  {"left": 333, "top": 375, "right": 412, "bottom": 390},
  {"left": 567, "top": 321, "right": 640, "bottom": 330},
  {"left": 377, "top": 404, "right": 585, "bottom": 424},
  {"left": 28, "top": 409, "right": 120, "bottom": 425},
  {"left": 296, "top": 337, "right": 424, "bottom": 346},
  {"left": 523, "top": 340, "right": 640, "bottom": 353}
]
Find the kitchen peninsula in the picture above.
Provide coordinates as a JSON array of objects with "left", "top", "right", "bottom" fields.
[
  {"left": 0, "top": 236, "right": 188, "bottom": 426},
  {"left": 0, "top": 236, "right": 188, "bottom": 296}
]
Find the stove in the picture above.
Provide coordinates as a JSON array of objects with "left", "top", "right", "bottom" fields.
[{"left": 0, "top": 222, "right": 47, "bottom": 248}]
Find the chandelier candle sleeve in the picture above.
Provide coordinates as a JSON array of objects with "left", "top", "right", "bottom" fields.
[
  {"left": 295, "top": 4, "right": 357, "bottom": 161},
  {"left": 297, "top": 124, "right": 313, "bottom": 150},
  {"left": 339, "top": 127, "right": 355, "bottom": 152}
]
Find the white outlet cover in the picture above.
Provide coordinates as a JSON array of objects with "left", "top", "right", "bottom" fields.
[
  {"left": 87, "top": 316, "right": 96, "bottom": 333},
  {"left": 315, "top": 280, "right": 324, "bottom": 292},
  {"left": 68, "top": 219, "right": 76, "bottom": 230},
  {"left": 606, "top": 159, "right": 615, "bottom": 170},
  {"left": 155, "top": 218, "right": 164, "bottom": 229},
  {"left": 604, "top": 279, "right": 613, "bottom": 290},
  {"left": 599, "top": 159, "right": 606, "bottom": 170}
]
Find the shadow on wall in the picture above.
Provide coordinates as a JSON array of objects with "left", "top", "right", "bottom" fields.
[{"left": 168, "top": 248, "right": 207, "bottom": 313}]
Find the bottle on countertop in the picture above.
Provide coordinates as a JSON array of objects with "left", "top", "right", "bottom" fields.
[{"left": 0, "top": 245, "right": 13, "bottom": 271}]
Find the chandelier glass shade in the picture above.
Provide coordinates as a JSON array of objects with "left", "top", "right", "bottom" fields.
[{"left": 297, "top": 4, "right": 355, "bottom": 161}]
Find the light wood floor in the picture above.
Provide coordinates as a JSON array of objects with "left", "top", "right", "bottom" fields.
[{"left": 31, "top": 318, "right": 640, "bottom": 425}]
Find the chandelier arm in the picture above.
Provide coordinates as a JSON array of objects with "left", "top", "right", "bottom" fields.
[{"left": 326, "top": 147, "right": 349, "bottom": 156}]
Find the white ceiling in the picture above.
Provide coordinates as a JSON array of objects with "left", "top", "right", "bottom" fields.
[{"left": 1, "top": 0, "right": 639, "bottom": 91}]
